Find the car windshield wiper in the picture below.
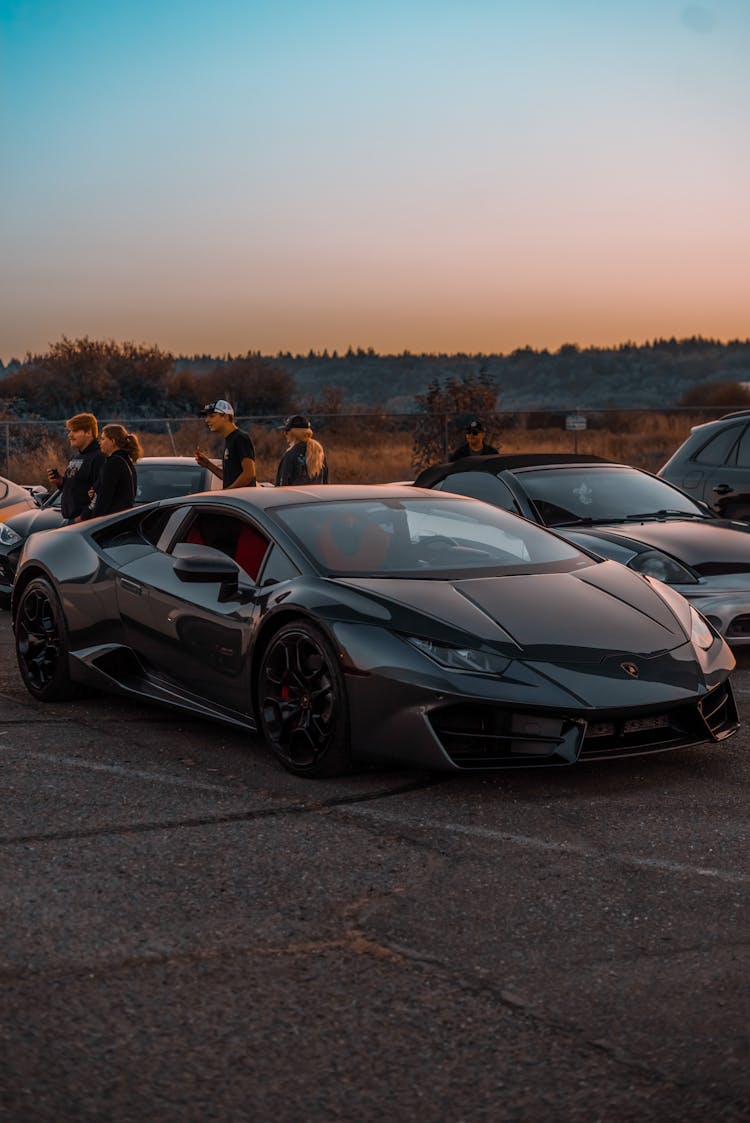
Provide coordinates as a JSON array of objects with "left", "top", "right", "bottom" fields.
[
  {"left": 547, "top": 516, "right": 627, "bottom": 527},
  {"left": 548, "top": 509, "right": 707, "bottom": 527},
  {"left": 622, "top": 509, "right": 708, "bottom": 521}
]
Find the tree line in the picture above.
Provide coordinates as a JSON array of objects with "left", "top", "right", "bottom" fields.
[
  {"left": 2, "top": 335, "right": 750, "bottom": 423},
  {"left": 0, "top": 338, "right": 297, "bottom": 420}
]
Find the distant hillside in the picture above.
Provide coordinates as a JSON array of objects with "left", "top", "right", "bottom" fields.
[
  {"left": 3, "top": 337, "right": 750, "bottom": 415},
  {"left": 266, "top": 339, "right": 750, "bottom": 410}
]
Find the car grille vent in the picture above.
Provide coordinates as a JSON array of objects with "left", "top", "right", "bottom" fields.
[
  {"left": 698, "top": 680, "right": 738, "bottom": 739},
  {"left": 579, "top": 680, "right": 738, "bottom": 759},
  {"left": 430, "top": 682, "right": 738, "bottom": 769},
  {"left": 429, "top": 704, "right": 582, "bottom": 768}
]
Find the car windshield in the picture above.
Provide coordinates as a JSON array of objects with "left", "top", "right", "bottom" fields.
[
  {"left": 518, "top": 467, "right": 708, "bottom": 526},
  {"left": 274, "top": 497, "right": 592, "bottom": 577}
]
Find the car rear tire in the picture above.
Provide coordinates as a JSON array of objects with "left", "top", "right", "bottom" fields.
[
  {"left": 15, "top": 577, "right": 80, "bottom": 701},
  {"left": 258, "top": 620, "right": 352, "bottom": 777}
]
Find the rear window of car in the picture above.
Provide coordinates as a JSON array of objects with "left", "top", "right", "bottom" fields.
[
  {"left": 135, "top": 465, "right": 209, "bottom": 502},
  {"left": 693, "top": 424, "right": 744, "bottom": 466}
]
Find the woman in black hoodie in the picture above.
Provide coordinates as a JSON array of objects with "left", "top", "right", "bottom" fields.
[{"left": 82, "top": 424, "right": 142, "bottom": 520}]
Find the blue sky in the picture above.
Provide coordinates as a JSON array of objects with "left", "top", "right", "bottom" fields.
[{"left": 1, "top": 0, "right": 748, "bottom": 359}]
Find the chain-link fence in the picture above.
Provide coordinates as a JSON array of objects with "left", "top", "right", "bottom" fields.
[{"left": 0, "top": 408, "right": 726, "bottom": 486}]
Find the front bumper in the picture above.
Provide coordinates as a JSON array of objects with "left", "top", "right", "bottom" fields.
[{"left": 333, "top": 623, "right": 739, "bottom": 771}]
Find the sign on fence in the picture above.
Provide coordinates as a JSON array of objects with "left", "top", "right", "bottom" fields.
[{"left": 565, "top": 414, "right": 587, "bottom": 431}]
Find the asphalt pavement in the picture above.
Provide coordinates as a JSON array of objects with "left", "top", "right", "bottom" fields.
[{"left": 0, "top": 611, "right": 748, "bottom": 1122}]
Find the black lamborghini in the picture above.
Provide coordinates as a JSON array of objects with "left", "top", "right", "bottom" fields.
[{"left": 12, "top": 484, "right": 738, "bottom": 777}]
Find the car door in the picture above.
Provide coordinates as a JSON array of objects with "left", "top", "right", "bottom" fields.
[
  {"left": 673, "top": 422, "right": 747, "bottom": 509},
  {"left": 115, "top": 504, "right": 270, "bottom": 714},
  {"left": 708, "top": 425, "right": 750, "bottom": 517}
]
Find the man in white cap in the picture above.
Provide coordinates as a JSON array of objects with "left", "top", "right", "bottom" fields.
[{"left": 196, "top": 399, "right": 256, "bottom": 487}]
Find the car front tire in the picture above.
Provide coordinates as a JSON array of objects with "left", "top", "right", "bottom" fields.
[{"left": 258, "top": 620, "right": 352, "bottom": 777}]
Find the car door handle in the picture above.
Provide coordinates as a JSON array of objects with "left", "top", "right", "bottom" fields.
[
  {"left": 120, "top": 577, "right": 143, "bottom": 595},
  {"left": 713, "top": 484, "right": 733, "bottom": 495}
]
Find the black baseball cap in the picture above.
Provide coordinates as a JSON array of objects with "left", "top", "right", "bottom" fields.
[
  {"left": 465, "top": 419, "right": 485, "bottom": 434},
  {"left": 282, "top": 414, "right": 312, "bottom": 431}
]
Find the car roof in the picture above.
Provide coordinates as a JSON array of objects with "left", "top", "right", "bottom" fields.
[
  {"left": 179, "top": 483, "right": 435, "bottom": 511},
  {"left": 414, "top": 454, "right": 613, "bottom": 488},
  {"left": 137, "top": 456, "right": 209, "bottom": 466}
]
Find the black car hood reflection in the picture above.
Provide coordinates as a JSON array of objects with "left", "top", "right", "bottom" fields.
[
  {"left": 5, "top": 506, "right": 64, "bottom": 537},
  {"left": 342, "top": 559, "right": 686, "bottom": 662},
  {"left": 569, "top": 518, "right": 750, "bottom": 573}
]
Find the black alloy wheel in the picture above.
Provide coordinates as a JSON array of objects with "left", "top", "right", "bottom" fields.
[
  {"left": 15, "top": 577, "right": 79, "bottom": 701},
  {"left": 258, "top": 620, "right": 351, "bottom": 777}
]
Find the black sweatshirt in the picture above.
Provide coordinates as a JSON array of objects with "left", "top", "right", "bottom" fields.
[{"left": 83, "top": 449, "right": 136, "bottom": 519}]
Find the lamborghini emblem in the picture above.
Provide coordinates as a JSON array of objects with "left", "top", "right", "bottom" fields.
[{"left": 621, "top": 662, "right": 639, "bottom": 678}]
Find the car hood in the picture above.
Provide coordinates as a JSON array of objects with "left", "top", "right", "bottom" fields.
[
  {"left": 0, "top": 496, "right": 35, "bottom": 523},
  {"left": 4, "top": 506, "right": 64, "bottom": 538},
  {"left": 570, "top": 519, "right": 750, "bottom": 574},
  {"left": 341, "top": 559, "right": 688, "bottom": 664}
]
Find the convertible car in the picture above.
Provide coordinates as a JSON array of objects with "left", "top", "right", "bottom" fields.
[
  {"left": 0, "top": 456, "right": 221, "bottom": 608},
  {"left": 13, "top": 485, "right": 737, "bottom": 777},
  {"left": 415, "top": 455, "right": 750, "bottom": 645}
]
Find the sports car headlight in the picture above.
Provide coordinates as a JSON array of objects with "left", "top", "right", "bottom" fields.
[
  {"left": 629, "top": 550, "right": 698, "bottom": 585},
  {"left": 407, "top": 636, "right": 511, "bottom": 676},
  {"left": 690, "top": 605, "right": 717, "bottom": 652},
  {"left": 0, "top": 524, "right": 22, "bottom": 547}
]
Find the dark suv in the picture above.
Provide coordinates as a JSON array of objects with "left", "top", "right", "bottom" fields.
[{"left": 659, "top": 411, "right": 750, "bottom": 520}]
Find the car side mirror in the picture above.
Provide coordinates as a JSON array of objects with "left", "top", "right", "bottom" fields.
[{"left": 173, "top": 549, "right": 240, "bottom": 601}]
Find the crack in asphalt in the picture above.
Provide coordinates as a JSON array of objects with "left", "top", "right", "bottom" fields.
[
  {"left": 0, "top": 914, "right": 675, "bottom": 1088},
  {"left": 0, "top": 774, "right": 450, "bottom": 847},
  {"left": 332, "top": 805, "right": 750, "bottom": 886}
]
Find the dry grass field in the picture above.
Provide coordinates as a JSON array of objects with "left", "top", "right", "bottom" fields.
[{"left": 5, "top": 411, "right": 697, "bottom": 487}]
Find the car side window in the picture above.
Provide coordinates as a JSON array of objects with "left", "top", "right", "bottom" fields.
[
  {"left": 259, "top": 544, "right": 301, "bottom": 586},
  {"left": 93, "top": 506, "right": 177, "bottom": 565},
  {"left": 435, "top": 472, "right": 522, "bottom": 514},
  {"left": 693, "top": 425, "right": 744, "bottom": 466},
  {"left": 730, "top": 426, "right": 750, "bottom": 468},
  {"left": 170, "top": 510, "right": 271, "bottom": 584}
]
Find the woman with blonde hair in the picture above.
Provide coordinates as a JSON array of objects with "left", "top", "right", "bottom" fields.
[
  {"left": 276, "top": 414, "right": 329, "bottom": 486},
  {"left": 82, "top": 424, "right": 143, "bottom": 519}
]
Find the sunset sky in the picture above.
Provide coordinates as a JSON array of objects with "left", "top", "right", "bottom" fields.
[{"left": 1, "top": 0, "right": 748, "bottom": 361}]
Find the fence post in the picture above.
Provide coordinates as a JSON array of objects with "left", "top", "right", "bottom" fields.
[
  {"left": 166, "top": 421, "right": 177, "bottom": 455},
  {"left": 443, "top": 413, "right": 449, "bottom": 460},
  {"left": 4, "top": 423, "right": 9, "bottom": 478}
]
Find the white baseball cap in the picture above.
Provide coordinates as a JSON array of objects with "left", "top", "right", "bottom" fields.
[{"left": 200, "top": 399, "right": 234, "bottom": 416}]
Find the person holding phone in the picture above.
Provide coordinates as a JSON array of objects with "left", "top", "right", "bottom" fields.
[{"left": 47, "top": 413, "right": 106, "bottom": 523}]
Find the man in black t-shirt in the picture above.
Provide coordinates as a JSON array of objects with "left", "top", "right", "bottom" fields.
[
  {"left": 449, "top": 418, "right": 499, "bottom": 462},
  {"left": 196, "top": 400, "right": 256, "bottom": 487}
]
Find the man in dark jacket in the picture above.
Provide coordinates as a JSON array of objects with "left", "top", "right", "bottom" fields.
[
  {"left": 449, "top": 419, "right": 499, "bottom": 462},
  {"left": 46, "top": 413, "right": 106, "bottom": 522}
]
